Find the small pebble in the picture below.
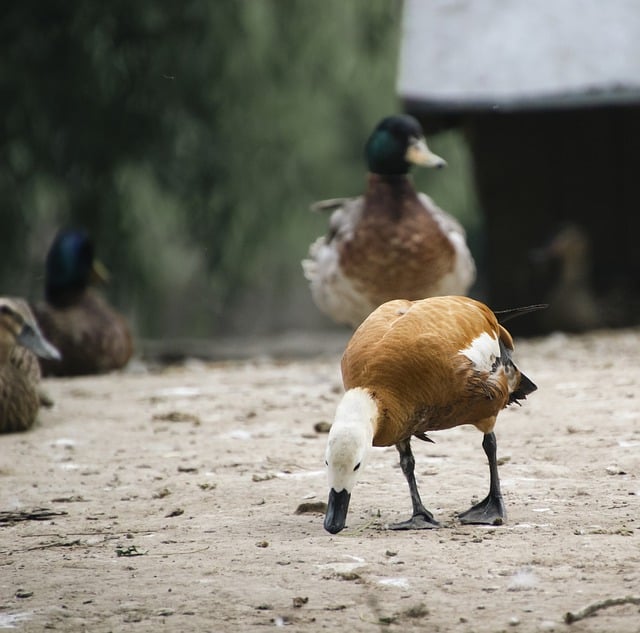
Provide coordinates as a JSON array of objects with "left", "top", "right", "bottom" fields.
[
  {"left": 295, "top": 501, "right": 327, "bottom": 515},
  {"left": 252, "top": 473, "right": 276, "bottom": 482}
]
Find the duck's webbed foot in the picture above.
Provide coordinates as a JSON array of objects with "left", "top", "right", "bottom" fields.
[
  {"left": 458, "top": 493, "right": 505, "bottom": 526},
  {"left": 392, "top": 438, "right": 440, "bottom": 530},
  {"left": 459, "top": 432, "right": 506, "bottom": 525},
  {"left": 389, "top": 511, "right": 440, "bottom": 531}
]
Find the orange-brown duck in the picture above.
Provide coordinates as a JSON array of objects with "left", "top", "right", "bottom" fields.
[
  {"left": 303, "top": 115, "right": 476, "bottom": 327},
  {"left": 323, "top": 295, "right": 537, "bottom": 534},
  {"left": 32, "top": 229, "right": 133, "bottom": 376}
]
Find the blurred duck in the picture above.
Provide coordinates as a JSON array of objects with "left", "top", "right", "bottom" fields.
[
  {"left": 32, "top": 229, "right": 133, "bottom": 376},
  {"left": 302, "top": 115, "right": 476, "bottom": 327},
  {"left": 0, "top": 297, "right": 60, "bottom": 433},
  {"left": 532, "top": 224, "right": 601, "bottom": 332},
  {"left": 323, "top": 295, "right": 538, "bottom": 534}
]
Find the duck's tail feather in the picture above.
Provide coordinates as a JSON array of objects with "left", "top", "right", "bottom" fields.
[
  {"left": 508, "top": 371, "right": 538, "bottom": 405},
  {"left": 494, "top": 304, "right": 548, "bottom": 324},
  {"left": 309, "top": 198, "right": 349, "bottom": 213}
]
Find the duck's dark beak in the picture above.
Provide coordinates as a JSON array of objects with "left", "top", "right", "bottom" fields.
[
  {"left": 17, "top": 324, "right": 61, "bottom": 361},
  {"left": 405, "top": 137, "right": 447, "bottom": 169},
  {"left": 324, "top": 488, "right": 351, "bottom": 534}
]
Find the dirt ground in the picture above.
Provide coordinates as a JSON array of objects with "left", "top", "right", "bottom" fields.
[{"left": 1, "top": 328, "right": 639, "bottom": 632}]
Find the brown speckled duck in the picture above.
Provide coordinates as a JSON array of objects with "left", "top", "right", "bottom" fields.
[
  {"left": 0, "top": 297, "right": 60, "bottom": 433},
  {"left": 32, "top": 229, "right": 133, "bottom": 376},
  {"left": 303, "top": 115, "right": 476, "bottom": 327}
]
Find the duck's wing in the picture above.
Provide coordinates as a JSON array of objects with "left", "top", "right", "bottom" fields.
[
  {"left": 33, "top": 292, "right": 132, "bottom": 376},
  {"left": 418, "top": 193, "right": 467, "bottom": 235},
  {"left": 308, "top": 196, "right": 364, "bottom": 245},
  {"left": 309, "top": 198, "right": 353, "bottom": 214},
  {"left": 9, "top": 346, "right": 41, "bottom": 383},
  {"left": 417, "top": 193, "right": 476, "bottom": 295},
  {"left": 303, "top": 197, "right": 374, "bottom": 326}
]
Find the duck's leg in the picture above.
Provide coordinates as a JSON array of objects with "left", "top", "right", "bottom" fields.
[
  {"left": 389, "top": 438, "right": 440, "bottom": 530},
  {"left": 459, "top": 432, "right": 506, "bottom": 525}
]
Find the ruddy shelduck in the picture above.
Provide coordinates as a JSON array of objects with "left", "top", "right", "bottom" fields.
[
  {"left": 323, "top": 295, "right": 538, "bottom": 534},
  {"left": 303, "top": 115, "right": 475, "bottom": 328}
]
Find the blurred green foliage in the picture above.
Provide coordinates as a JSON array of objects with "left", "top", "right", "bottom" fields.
[{"left": 1, "top": 0, "right": 479, "bottom": 337}]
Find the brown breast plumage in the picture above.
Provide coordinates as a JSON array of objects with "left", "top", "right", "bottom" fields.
[
  {"left": 34, "top": 290, "right": 133, "bottom": 377},
  {"left": 338, "top": 175, "right": 455, "bottom": 306}
]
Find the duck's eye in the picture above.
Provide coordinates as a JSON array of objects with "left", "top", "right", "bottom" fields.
[
  {"left": 324, "top": 460, "right": 328, "bottom": 467},
  {"left": 353, "top": 462, "right": 361, "bottom": 472}
]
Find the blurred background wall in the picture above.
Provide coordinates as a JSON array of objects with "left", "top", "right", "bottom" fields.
[
  {"left": 0, "top": 0, "right": 482, "bottom": 340},
  {"left": 400, "top": 0, "right": 640, "bottom": 335}
]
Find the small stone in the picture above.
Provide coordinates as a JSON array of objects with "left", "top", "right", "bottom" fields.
[
  {"left": 294, "top": 501, "right": 327, "bottom": 515},
  {"left": 252, "top": 473, "right": 276, "bottom": 482},
  {"left": 157, "top": 608, "right": 174, "bottom": 617}
]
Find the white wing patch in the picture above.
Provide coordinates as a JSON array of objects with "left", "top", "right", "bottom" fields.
[{"left": 459, "top": 331, "right": 500, "bottom": 372}]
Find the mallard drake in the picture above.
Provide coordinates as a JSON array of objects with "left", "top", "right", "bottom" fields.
[
  {"left": 32, "top": 229, "right": 133, "bottom": 376},
  {"left": 323, "top": 295, "right": 538, "bottom": 534},
  {"left": 0, "top": 297, "right": 60, "bottom": 433},
  {"left": 302, "top": 115, "right": 476, "bottom": 327}
]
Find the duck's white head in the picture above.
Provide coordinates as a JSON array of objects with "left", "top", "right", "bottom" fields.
[{"left": 324, "top": 388, "right": 377, "bottom": 534}]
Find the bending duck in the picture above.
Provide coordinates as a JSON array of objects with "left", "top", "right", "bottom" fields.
[
  {"left": 32, "top": 229, "right": 133, "bottom": 376},
  {"left": 0, "top": 297, "right": 60, "bottom": 433},
  {"left": 323, "top": 295, "right": 537, "bottom": 534},
  {"left": 303, "top": 115, "right": 475, "bottom": 327}
]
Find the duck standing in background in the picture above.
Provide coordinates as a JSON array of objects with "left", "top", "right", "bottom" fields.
[
  {"left": 303, "top": 115, "right": 476, "bottom": 327},
  {"left": 533, "top": 224, "right": 602, "bottom": 332},
  {"left": 323, "top": 295, "right": 537, "bottom": 534},
  {"left": 0, "top": 297, "right": 60, "bottom": 433},
  {"left": 32, "top": 229, "right": 133, "bottom": 376}
]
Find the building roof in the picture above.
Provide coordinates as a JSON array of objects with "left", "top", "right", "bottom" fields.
[{"left": 398, "top": 0, "right": 640, "bottom": 111}]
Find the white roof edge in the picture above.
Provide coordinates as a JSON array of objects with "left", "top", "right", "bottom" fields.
[{"left": 398, "top": 0, "right": 640, "bottom": 109}]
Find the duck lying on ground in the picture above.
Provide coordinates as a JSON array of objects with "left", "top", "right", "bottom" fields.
[
  {"left": 32, "top": 229, "right": 133, "bottom": 376},
  {"left": 0, "top": 297, "right": 60, "bottom": 433}
]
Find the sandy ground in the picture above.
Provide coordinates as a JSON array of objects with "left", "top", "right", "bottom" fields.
[{"left": 1, "top": 328, "right": 639, "bottom": 633}]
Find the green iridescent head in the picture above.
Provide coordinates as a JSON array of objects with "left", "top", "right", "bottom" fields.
[{"left": 364, "top": 114, "right": 446, "bottom": 175}]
